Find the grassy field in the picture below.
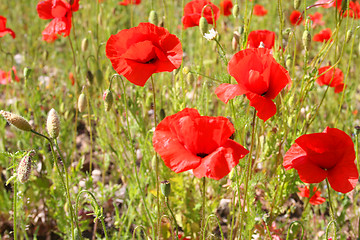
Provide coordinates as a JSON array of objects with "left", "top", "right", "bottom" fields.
[{"left": 1, "top": 0, "right": 360, "bottom": 239}]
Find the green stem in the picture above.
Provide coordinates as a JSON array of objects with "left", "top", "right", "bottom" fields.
[
  {"left": 285, "top": 221, "right": 304, "bottom": 240},
  {"left": 13, "top": 160, "right": 17, "bottom": 240},
  {"left": 326, "top": 179, "right": 336, "bottom": 220},
  {"left": 203, "top": 214, "right": 224, "bottom": 240},
  {"left": 201, "top": 177, "right": 206, "bottom": 238},
  {"left": 165, "top": 197, "right": 178, "bottom": 240}
]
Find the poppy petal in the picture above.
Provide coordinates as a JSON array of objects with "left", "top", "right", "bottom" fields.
[
  {"left": 246, "top": 93, "right": 276, "bottom": 121},
  {"left": 215, "top": 83, "right": 247, "bottom": 103},
  {"left": 327, "top": 163, "right": 358, "bottom": 193},
  {"left": 37, "top": 0, "right": 54, "bottom": 19}
]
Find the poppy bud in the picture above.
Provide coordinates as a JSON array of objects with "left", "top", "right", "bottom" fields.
[
  {"left": 302, "top": 30, "right": 311, "bottom": 50},
  {"left": 294, "top": 0, "right": 301, "bottom": 9},
  {"left": 160, "top": 108, "right": 166, "bottom": 120},
  {"left": 78, "top": 93, "right": 87, "bottom": 113},
  {"left": 103, "top": 89, "right": 114, "bottom": 112},
  {"left": 232, "top": 4, "right": 240, "bottom": 18},
  {"left": 199, "top": 17, "right": 208, "bottom": 36},
  {"left": 286, "top": 55, "right": 292, "bottom": 69},
  {"left": 96, "top": 69, "right": 103, "bottom": 85},
  {"left": 81, "top": 38, "right": 88, "bottom": 52},
  {"left": 232, "top": 32, "right": 240, "bottom": 51},
  {"left": 149, "top": 10, "right": 158, "bottom": 26},
  {"left": 24, "top": 67, "right": 32, "bottom": 81},
  {"left": 47, "top": 108, "right": 60, "bottom": 139},
  {"left": 0, "top": 110, "right": 32, "bottom": 132},
  {"left": 17, "top": 152, "right": 35, "bottom": 183},
  {"left": 11, "top": 69, "right": 16, "bottom": 82},
  {"left": 186, "top": 72, "right": 195, "bottom": 84},
  {"left": 161, "top": 180, "right": 171, "bottom": 197},
  {"left": 182, "top": 66, "right": 190, "bottom": 75},
  {"left": 87, "top": 70, "right": 94, "bottom": 84},
  {"left": 355, "top": 126, "right": 360, "bottom": 135},
  {"left": 345, "top": 29, "right": 353, "bottom": 43}
]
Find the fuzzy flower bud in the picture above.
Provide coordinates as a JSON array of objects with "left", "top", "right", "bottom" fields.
[
  {"left": 78, "top": 93, "right": 87, "bottom": 113},
  {"left": 294, "top": 0, "right": 301, "bottom": 9},
  {"left": 81, "top": 38, "right": 88, "bottom": 52},
  {"left": 0, "top": 110, "right": 32, "bottom": 131},
  {"left": 103, "top": 89, "right": 114, "bottom": 112},
  {"left": 161, "top": 180, "right": 171, "bottom": 197},
  {"left": 47, "top": 108, "right": 60, "bottom": 139},
  {"left": 23, "top": 67, "right": 32, "bottom": 81},
  {"left": 149, "top": 10, "right": 158, "bottom": 26},
  {"left": 345, "top": 29, "right": 353, "bottom": 43},
  {"left": 232, "top": 31, "right": 240, "bottom": 51},
  {"left": 232, "top": 4, "right": 240, "bottom": 18},
  {"left": 199, "top": 17, "right": 208, "bottom": 36},
  {"left": 302, "top": 30, "right": 311, "bottom": 50},
  {"left": 17, "top": 151, "right": 35, "bottom": 183}
]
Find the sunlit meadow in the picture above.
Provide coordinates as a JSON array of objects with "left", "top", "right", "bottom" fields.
[{"left": 0, "top": 0, "right": 360, "bottom": 239}]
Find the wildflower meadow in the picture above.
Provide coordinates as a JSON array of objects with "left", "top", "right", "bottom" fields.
[{"left": 1, "top": 0, "right": 360, "bottom": 239}]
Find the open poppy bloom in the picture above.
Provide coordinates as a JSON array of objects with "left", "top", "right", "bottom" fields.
[
  {"left": 118, "top": 0, "right": 141, "bottom": 6},
  {"left": 289, "top": 10, "right": 303, "bottom": 25},
  {"left": 283, "top": 127, "right": 358, "bottom": 194},
  {"left": 37, "top": 0, "right": 80, "bottom": 42},
  {"left": 253, "top": 4, "right": 268, "bottom": 16},
  {"left": 0, "top": 66, "right": 19, "bottom": 85},
  {"left": 247, "top": 30, "right": 275, "bottom": 49},
  {"left": 316, "top": 66, "right": 344, "bottom": 93},
  {"left": 182, "top": 0, "right": 220, "bottom": 29},
  {"left": 106, "top": 22, "right": 182, "bottom": 87},
  {"left": 220, "top": 0, "right": 233, "bottom": 16},
  {"left": 0, "top": 16, "right": 15, "bottom": 39},
  {"left": 308, "top": 12, "right": 325, "bottom": 28},
  {"left": 215, "top": 48, "right": 291, "bottom": 121},
  {"left": 313, "top": 28, "right": 332, "bottom": 42},
  {"left": 297, "top": 186, "right": 326, "bottom": 205},
  {"left": 153, "top": 108, "right": 249, "bottom": 180},
  {"left": 341, "top": 1, "right": 360, "bottom": 19}
]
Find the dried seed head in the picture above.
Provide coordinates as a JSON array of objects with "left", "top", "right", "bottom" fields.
[
  {"left": 199, "top": 17, "right": 208, "bottom": 36},
  {"left": 0, "top": 110, "right": 32, "bottom": 131},
  {"left": 103, "top": 89, "right": 114, "bottom": 112},
  {"left": 47, "top": 108, "right": 60, "bottom": 139},
  {"left": 149, "top": 10, "right": 158, "bottom": 26},
  {"left": 78, "top": 93, "right": 87, "bottom": 113},
  {"left": 17, "top": 152, "right": 35, "bottom": 183}
]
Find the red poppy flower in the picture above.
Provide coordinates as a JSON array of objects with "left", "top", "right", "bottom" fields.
[
  {"left": 220, "top": 0, "right": 233, "bottom": 16},
  {"left": 106, "top": 22, "right": 182, "bottom": 87},
  {"left": 308, "top": 12, "right": 324, "bottom": 28},
  {"left": 0, "top": 66, "right": 19, "bottom": 85},
  {"left": 118, "top": 0, "right": 141, "bottom": 6},
  {"left": 152, "top": 108, "right": 249, "bottom": 180},
  {"left": 313, "top": 28, "right": 332, "bottom": 42},
  {"left": 297, "top": 186, "right": 326, "bottom": 205},
  {"left": 283, "top": 127, "right": 358, "bottom": 194},
  {"left": 316, "top": 66, "right": 344, "bottom": 93},
  {"left": 37, "top": 0, "right": 80, "bottom": 42},
  {"left": 341, "top": 1, "right": 360, "bottom": 19},
  {"left": 289, "top": 10, "right": 303, "bottom": 25},
  {"left": 182, "top": 0, "right": 220, "bottom": 29},
  {"left": 0, "top": 16, "right": 15, "bottom": 39},
  {"left": 215, "top": 48, "right": 291, "bottom": 121},
  {"left": 253, "top": 4, "right": 268, "bottom": 16},
  {"left": 247, "top": 30, "right": 275, "bottom": 49}
]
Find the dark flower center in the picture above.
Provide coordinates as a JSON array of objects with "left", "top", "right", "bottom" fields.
[
  {"left": 145, "top": 58, "right": 157, "bottom": 64},
  {"left": 261, "top": 91, "right": 267, "bottom": 96},
  {"left": 196, "top": 153, "right": 209, "bottom": 158}
]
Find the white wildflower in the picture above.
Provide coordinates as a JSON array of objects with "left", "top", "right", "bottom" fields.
[{"left": 204, "top": 28, "right": 218, "bottom": 41}]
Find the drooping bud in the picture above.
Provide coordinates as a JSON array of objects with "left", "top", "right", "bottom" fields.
[
  {"left": 149, "top": 10, "right": 158, "bottom": 26},
  {"left": 17, "top": 151, "right": 35, "bottom": 183},
  {"left": 294, "top": 0, "right": 301, "bottom": 9},
  {"left": 103, "top": 89, "right": 114, "bottom": 112},
  {"left": 24, "top": 67, "right": 32, "bottom": 81},
  {"left": 345, "top": 29, "right": 353, "bottom": 43},
  {"left": 161, "top": 180, "right": 171, "bottom": 197},
  {"left": 86, "top": 70, "right": 94, "bottom": 84},
  {"left": 0, "top": 110, "right": 32, "bottom": 131},
  {"left": 199, "top": 17, "right": 208, "bottom": 36},
  {"left": 78, "top": 93, "right": 87, "bottom": 113},
  {"left": 232, "top": 32, "right": 240, "bottom": 51},
  {"left": 47, "top": 108, "right": 60, "bottom": 139},
  {"left": 81, "top": 38, "right": 88, "bottom": 52},
  {"left": 232, "top": 4, "right": 240, "bottom": 18},
  {"left": 302, "top": 30, "right": 311, "bottom": 50}
]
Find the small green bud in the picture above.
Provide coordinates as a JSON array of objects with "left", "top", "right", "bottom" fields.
[
  {"left": 87, "top": 70, "right": 94, "bottom": 84},
  {"left": 232, "top": 4, "right": 240, "bottom": 18},
  {"left": 0, "top": 110, "right": 32, "bottom": 131},
  {"left": 294, "top": 0, "right": 301, "bottom": 9},
  {"left": 23, "top": 67, "right": 32, "bottom": 81},
  {"left": 17, "top": 151, "right": 35, "bottom": 183},
  {"left": 46, "top": 108, "right": 60, "bottom": 139},
  {"left": 159, "top": 109, "right": 166, "bottom": 120},
  {"left": 199, "top": 17, "right": 208, "bottom": 36},
  {"left": 81, "top": 38, "right": 88, "bottom": 52},
  {"left": 103, "top": 89, "right": 114, "bottom": 112},
  {"left": 302, "top": 30, "right": 311, "bottom": 50},
  {"left": 161, "top": 180, "right": 171, "bottom": 197},
  {"left": 78, "top": 93, "right": 87, "bottom": 113},
  {"left": 345, "top": 29, "right": 353, "bottom": 43},
  {"left": 149, "top": 10, "right": 158, "bottom": 26},
  {"left": 286, "top": 55, "right": 292, "bottom": 69}
]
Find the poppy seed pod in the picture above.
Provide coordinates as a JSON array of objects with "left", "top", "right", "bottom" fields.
[
  {"left": 0, "top": 110, "right": 32, "bottom": 131},
  {"left": 81, "top": 38, "right": 88, "bottom": 52},
  {"left": 17, "top": 151, "right": 35, "bottom": 183},
  {"left": 345, "top": 29, "right": 353, "bottom": 43},
  {"left": 161, "top": 180, "right": 171, "bottom": 197},
  {"left": 294, "top": 0, "right": 301, "bottom": 9},
  {"left": 149, "top": 10, "right": 158, "bottom": 26},
  {"left": 302, "top": 30, "right": 311, "bottom": 50},
  {"left": 78, "top": 93, "right": 87, "bottom": 113},
  {"left": 103, "top": 89, "right": 114, "bottom": 112},
  {"left": 232, "top": 4, "right": 240, "bottom": 18},
  {"left": 199, "top": 17, "right": 208, "bottom": 35},
  {"left": 47, "top": 108, "right": 60, "bottom": 139}
]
